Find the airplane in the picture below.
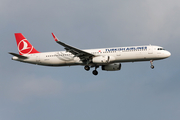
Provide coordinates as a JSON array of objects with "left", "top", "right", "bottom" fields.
[{"left": 9, "top": 33, "right": 171, "bottom": 75}]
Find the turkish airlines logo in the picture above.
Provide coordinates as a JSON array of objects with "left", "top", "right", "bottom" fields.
[{"left": 18, "top": 39, "right": 33, "bottom": 54}]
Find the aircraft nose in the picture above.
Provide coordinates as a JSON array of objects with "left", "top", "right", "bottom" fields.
[{"left": 166, "top": 51, "right": 171, "bottom": 57}]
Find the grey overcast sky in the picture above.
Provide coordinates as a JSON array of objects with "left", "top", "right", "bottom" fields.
[{"left": 1, "top": 0, "right": 180, "bottom": 120}]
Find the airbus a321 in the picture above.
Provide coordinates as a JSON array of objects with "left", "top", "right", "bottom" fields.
[{"left": 9, "top": 33, "right": 171, "bottom": 75}]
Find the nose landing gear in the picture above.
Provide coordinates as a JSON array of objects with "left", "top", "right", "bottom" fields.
[{"left": 150, "top": 60, "right": 154, "bottom": 69}]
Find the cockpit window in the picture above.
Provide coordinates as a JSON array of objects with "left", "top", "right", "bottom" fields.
[{"left": 157, "top": 48, "right": 165, "bottom": 50}]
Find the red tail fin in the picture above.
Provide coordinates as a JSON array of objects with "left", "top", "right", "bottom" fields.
[{"left": 15, "top": 33, "right": 40, "bottom": 55}]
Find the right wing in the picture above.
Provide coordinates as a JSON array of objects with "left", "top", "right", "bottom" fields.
[{"left": 52, "top": 33, "right": 95, "bottom": 60}]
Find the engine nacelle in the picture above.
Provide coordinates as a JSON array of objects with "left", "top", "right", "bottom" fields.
[
  {"left": 102, "top": 63, "right": 121, "bottom": 71},
  {"left": 92, "top": 56, "right": 110, "bottom": 64}
]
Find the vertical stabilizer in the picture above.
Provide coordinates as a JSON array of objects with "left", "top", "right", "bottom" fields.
[{"left": 15, "top": 33, "right": 40, "bottom": 55}]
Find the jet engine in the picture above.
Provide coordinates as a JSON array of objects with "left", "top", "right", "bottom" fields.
[{"left": 102, "top": 63, "right": 121, "bottom": 71}]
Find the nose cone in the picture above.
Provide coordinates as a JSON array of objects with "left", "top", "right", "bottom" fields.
[{"left": 165, "top": 51, "right": 171, "bottom": 58}]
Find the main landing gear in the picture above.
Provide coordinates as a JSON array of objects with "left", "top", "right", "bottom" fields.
[
  {"left": 92, "top": 66, "right": 99, "bottom": 76},
  {"left": 150, "top": 60, "right": 154, "bottom": 69},
  {"left": 84, "top": 65, "right": 90, "bottom": 71},
  {"left": 92, "top": 70, "right": 98, "bottom": 75},
  {"left": 84, "top": 65, "right": 99, "bottom": 75}
]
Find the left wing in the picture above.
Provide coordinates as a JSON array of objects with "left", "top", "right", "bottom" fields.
[{"left": 51, "top": 33, "right": 95, "bottom": 60}]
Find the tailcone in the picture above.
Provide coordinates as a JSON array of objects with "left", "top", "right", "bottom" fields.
[{"left": 166, "top": 51, "right": 171, "bottom": 58}]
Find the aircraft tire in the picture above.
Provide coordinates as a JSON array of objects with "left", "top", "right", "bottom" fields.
[
  {"left": 151, "top": 65, "right": 154, "bottom": 69},
  {"left": 92, "top": 70, "right": 98, "bottom": 75},
  {"left": 84, "top": 65, "right": 90, "bottom": 71}
]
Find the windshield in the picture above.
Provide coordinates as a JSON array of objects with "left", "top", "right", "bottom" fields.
[{"left": 157, "top": 48, "right": 165, "bottom": 50}]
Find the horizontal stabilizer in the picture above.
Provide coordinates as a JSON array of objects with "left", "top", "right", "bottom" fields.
[{"left": 9, "top": 52, "right": 28, "bottom": 59}]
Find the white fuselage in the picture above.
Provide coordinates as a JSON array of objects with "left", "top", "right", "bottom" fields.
[{"left": 12, "top": 45, "right": 171, "bottom": 66}]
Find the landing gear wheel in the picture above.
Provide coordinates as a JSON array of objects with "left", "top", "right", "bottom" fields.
[
  {"left": 151, "top": 65, "right": 154, "bottom": 69},
  {"left": 150, "top": 60, "right": 154, "bottom": 69},
  {"left": 92, "top": 70, "right": 98, "bottom": 75},
  {"left": 84, "top": 65, "right": 90, "bottom": 71}
]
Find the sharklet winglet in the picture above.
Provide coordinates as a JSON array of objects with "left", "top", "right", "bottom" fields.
[{"left": 51, "top": 33, "right": 59, "bottom": 42}]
